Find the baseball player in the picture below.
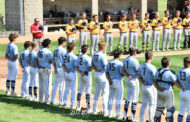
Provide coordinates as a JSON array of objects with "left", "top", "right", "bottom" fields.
[
  {"left": 75, "top": 45, "right": 92, "bottom": 112},
  {"left": 141, "top": 13, "right": 152, "bottom": 52},
  {"left": 176, "top": 57, "right": 190, "bottom": 122},
  {"left": 78, "top": 12, "right": 88, "bottom": 54},
  {"left": 66, "top": 18, "right": 77, "bottom": 43},
  {"left": 62, "top": 42, "right": 78, "bottom": 109},
  {"left": 182, "top": 11, "right": 190, "bottom": 48},
  {"left": 19, "top": 41, "right": 32, "bottom": 99},
  {"left": 154, "top": 57, "right": 176, "bottom": 122},
  {"left": 106, "top": 49, "right": 124, "bottom": 120},
  {"left": 92, "top": 41, "right": 109, "bottom": 116},
  {"left": 128, "top": 14, "right": 139, "bottom": 49},
  {"left": 50, "top": 37, "right": 67, "bottom": 105},
  {"left": 37, "top": 39, "right": 53, "bottom": 104},
  {"left": 151, "top": 12, "right": 162, "bottom": 51},
  {"left": 89, "top": 14, "right": 100, "bottom": 55},
  {"left": 103, "top": 14, "right": 113, "bottom": 55},
  {"left": 122, "top": 47, "right": 140, "bottom": 121},
  {"left": 139, "top": 51, "right": 157, "bottom": 122},
  {"left": 28, "top": 42, "right": 39, "bottom": 101},
  {"left": 172, "top": 10, "right": 182, "bottom": 50},
  {"left": 5, "top": 34, "right": 19, "bottom": 96},
  {"left": 162, "top": 10, "right": 172, "bottom": 51},
  {"left": 117, "top": 14, "right": 129, "bottom": 54}
]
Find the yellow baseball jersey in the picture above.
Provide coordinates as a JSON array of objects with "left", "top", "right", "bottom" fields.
[
  {"left": 118, "top": 21, "right": 128, "bottom": 32},
  {"left": 151, "top": 19, "right": 161, "bottom": 31},
  {"left": 77, "top": 19, "right": 88, "bottom": 31},
  {"left": 172, "top": 17, "right": 182, "bottom": 29},
  {"left": 141, "top": 19, "right": 151, "bottom": 31},
  {"left": 128, "top": 20, "right": 139, "bottom": 32},
  {"left": 89, "top": 21, "right": 100, "bottom": 34},
  {"left": 66, "top": 25, "right": 76, "bottom": 37},
  {"left": 183, "top": 18, "right": 190, "bottom": 29},
  {"left": 103, "top": 21, "right": 113, "bottom": 33},
  {"left": 162, "top": 17, "right": 172, "bottom": 29}
]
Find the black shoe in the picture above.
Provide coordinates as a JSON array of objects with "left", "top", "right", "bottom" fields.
[
  {"left": 136, "top": 49, "right": 141, "bottom": 54},
  {"left": 109, "top": 52, "right": 114, "bottom": 56},
  {"left": 123, "top": 50, "right": 129, "bottom": 55}
]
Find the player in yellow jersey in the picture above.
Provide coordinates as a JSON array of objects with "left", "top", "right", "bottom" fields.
[
  {"left": 117, "top": 14, "right": 129, "bottom": 54},
  {"left": 151, "top": 12, "right": 162, "bottom": 51},
  {"left": 141, "top": 13, "right": 152, "bottom": 51},
  {"left": 66, "top": 18, "right": 76, "bottom": 43},
  {"left": 182, "top": 11, "right": 190, "bottom": 48},
  {"left": 78, "top": 12, "right": 88, "bottom": 53},
  {"left": 172, "top": 10, "right": 182, "bottom": 50},
  {"left": 89, "top": 14, "right": 100, "bottom": 55},
  {"left": 103, "top": 15, "right": 113, "bottom": 55},
  {"left": 162, "top": 10, "right": 172, "bottom": 51},
  {"left": 128, "top": 14, "right": 139, "bottom": 49}
]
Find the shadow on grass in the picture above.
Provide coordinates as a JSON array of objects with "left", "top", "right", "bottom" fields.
[{"left": 0, "top": 94, "right": 121, "bottom": 122}]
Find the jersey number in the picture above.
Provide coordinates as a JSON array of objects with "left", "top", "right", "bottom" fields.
[
  {"left": 64, "top": 56, "right": 70, "bottom": 63},
  {"left": 94, "top": 55, "right": 99, "bottom": 62},
  {"left": 126, "top": 61, "right": 129, "bottom": 69},
  {"left": 38, "top": 51, "right": 43, "bottom": 58},
  {"left": 79, "top": 58, "right": 83, "bottom": 65},
  {"left": 109, "top": 63, "right": 115, "bottom": 71},
  {"left": 29, "top": 54, "right": 32, "bottom": 60},
  {"left": 7, "top": 46, "right": 10, "bottom": 53},
  {"left": 22, "top": 54, "right": 25, "bottom": 60},
  {"left": 143, "top": 67, "right": 146, "bottom": 76},
  {"left": 180, "top": 71, "right": 186, "bottom": 80},
  {"left": 54, "top": 50, "right": 58, "bottom": 57}
]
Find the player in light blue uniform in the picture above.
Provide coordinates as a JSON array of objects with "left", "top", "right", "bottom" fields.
[
  {"left": 19, "top": 41, "right": 31, "bottom": 98},
  {"left": 176, "top": 57, "right": 190, "bottom": 122},
  {"left": 5, "top": 34, "right": 19, "bottom": 96},
  {"left": 154, "top": 57, "right": 176, "bottom": 122},
  {"left": 37, "top": 39, "right": 53, "bottom": 104},
  {"left": 123, "top": 47, "right": 140, "bottom": 121},
  {"left": 51, "top": 37, "right": 67, "bottom": 105},
  {"left": 139, "top": 51, "right": 157, "bottom": 122},
  {"left": 28, "top": 42, "right": 39, "bottom": 101},
  {"left": 106, "top": 49, "right": 124, "bottom": 120},
  {"left": 92, "top": 42, "right": 109, "bottom": 116},
  {"left": 62, "top": 42, "right": 78, "bottom": 109},
  {"left": 75, "top": 45, "right": 92, "bottom": 112}
]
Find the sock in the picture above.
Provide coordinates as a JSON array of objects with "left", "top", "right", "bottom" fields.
[
  {"left": 29, "top": 87, "right": 32, "bottom": 96},
  {"left": 34, "top": 87, "right": 37, "bottom": 98},
  {"left": 6, "top": 80, "right": 11, "bottom": 92},
  {"left": 11, "top": 80, "right": 15, "bottom": 93},
  {"left": 142, "top": 43, "right": 145, "bottom": 51},
  {"left": 77, "top": 93, "right": 81, "bottom": 108},
  {"left": 124, "top": 100, "right": 130, "bottom": 115},
  {"left": 178, "top": 114, "right": 183, "bottom": 122},
  {"left": 86, "top": 94, "right": 90, "bottom": 109},
  {"left": 131, "top": 102, "right": 137, "bottom": 117},
  {"left": 146, "top": 43, "right": 149, "bottom": 50},
  {"left": 117, "top": 44, "right": 121, "bottom": 49}
]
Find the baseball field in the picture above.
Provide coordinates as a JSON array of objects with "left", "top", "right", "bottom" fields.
[
  {"left": 0, "top": 34, "right": 189, "bottom": 121},
  {"left": 1, "top": 0, "right": 188, "bottom": 121}
]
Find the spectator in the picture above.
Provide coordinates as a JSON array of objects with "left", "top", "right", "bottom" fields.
[{"left": 30, "top": 18, "right": 44, "bottom": 48}]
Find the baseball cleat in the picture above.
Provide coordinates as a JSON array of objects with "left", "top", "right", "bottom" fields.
[
  {"left": 116, "top": 116, "right": 123, "bottom": 120},
  {"left": 86, "top": 108, "right": 92, "bottom": 114},
  {"left": 11, "top": 92, "right": 17, "bottom": 97},
  {"left": 76, "top": 107, "right": 81, "bottom": 111},
  {"left": 103, "top": 113, "right": 108, "bottom": 117},
  {"left": 6, "top": 91, "right": 11, "bottom": 96}
]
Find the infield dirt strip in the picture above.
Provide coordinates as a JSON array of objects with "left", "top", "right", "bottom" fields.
[{"left": 0, "top": 50, "right": 189, "bottom": 121}]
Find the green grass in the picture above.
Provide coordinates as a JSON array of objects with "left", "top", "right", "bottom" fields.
[
  {"left": 0, "top": 90, "right": 121, "bottom": 122},
  {"left": 0, "top": 33, "right": 186, "bottom": 58},
  {"left": 158, "top": 0, "right": 167, "bottom": 18}
]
